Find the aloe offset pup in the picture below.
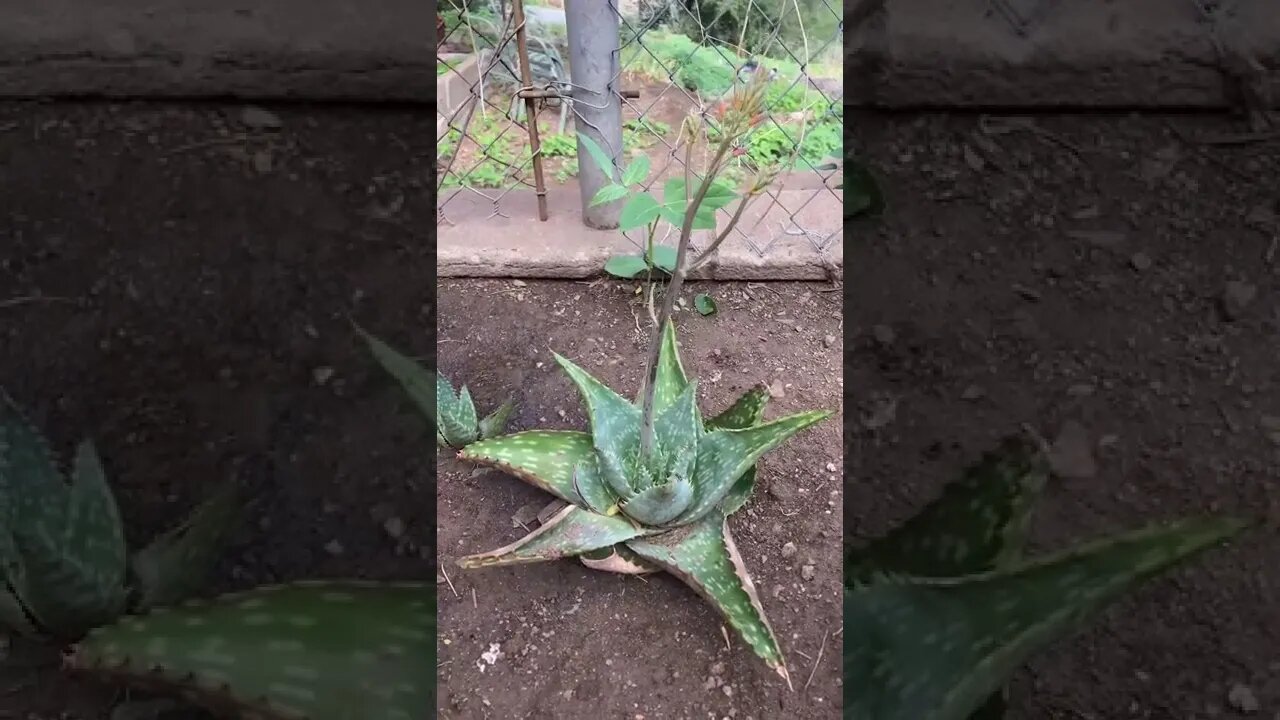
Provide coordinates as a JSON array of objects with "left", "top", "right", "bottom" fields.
[
  {"left": 842, "top": 437, "right": 1248, "bottom": 719},
  {"left": 0, "top": 388, "right": 239, "bottom": 640},
  {"left": 0, "top": 389, "right": 435, "bottom": 720},
  {"left": 356, "top": 326, "right": 513, "bottom": 450}
]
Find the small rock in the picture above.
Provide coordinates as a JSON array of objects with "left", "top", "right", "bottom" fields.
[
  {"left": 324, "top": 539, "right": 345, "bottom": 556},
  {"left": 961, "top": 384, "right": 986, "bottom": 401},
  {"left": 963, "top": 144, "right": 985, "bottom": 171},
  {"left": 1222, "top": 280, "right": 1258, "bottom": 321},
  {"left": 383, "top": 516, "right": 406, "bottom": 540},
  {"left": 709, "top": 662, "right": 725, "bottom": 676},
  {"left": 1129, "top": 252, "right": 1152, "bottom": 271},
  {"left": 1012, "top": 284, "right": 1042, "bottom": 302},
  {"left": 780, "top": 542, "right": 797, "bottom": 558},
  {"left": 861, "top": 395, "right": 898, "bottom": 430},
  {"left": 312, "top": 366, "right": 335, "bottom": 385},
  {"left": 239, "top": 106, "right": 282, "bottom": 129},
  {"left": 251, "top": 150, "right": 273, "bottom": 174},
  {"left": 1048, "top": 420, "right": 1097, "bottom": 479},
  {"left": 512, "top": 279, "right": 527, "bottom": 287},
  {"left": 1227, "top": 683, "right": 1259, "bottom": 714},
  {"left": 766, "top": 380, "right": 786, "bottom": 399},
  {"left": 800, "top": 564, "right": 816, "bottom": 581},
  {"left": 825, "top": 462, "right": 837, "bottom": 472},
  {"left": 871, "top": 324, "right": 896, "bottom": 345},
  {"left": 823, "top": 334, "right": 837, "bottom": 348},
  {"left": 511, "top": 501, "right": 543, "bottom": 528}
]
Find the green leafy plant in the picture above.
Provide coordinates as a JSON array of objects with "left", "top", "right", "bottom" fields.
[
  {"left": 0, "top": 389, "right": 241, "bottom": 641},
  {"left": 539, "top": 132, "right": 577, "bottom": 158},
  {"left": 454, "top": 322, "right": 828, "bottom": 684},
  {"left": 842, "top": 437, "right": 1249, "bottom": 719},
  {"left": 356, "top": 327, "right": 513, "bottom": 451},
  {"left": 66, "top": 581, "right": 434, "bottom": 720}
]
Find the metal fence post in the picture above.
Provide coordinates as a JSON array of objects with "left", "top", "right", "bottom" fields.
[{"left": 565, "top": 0, "right": 623, "bottom": 229}]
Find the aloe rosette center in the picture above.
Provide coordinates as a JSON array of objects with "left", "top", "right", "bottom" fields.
[{"left": 454, "top": 322, "right": 831, "bottom": 683}]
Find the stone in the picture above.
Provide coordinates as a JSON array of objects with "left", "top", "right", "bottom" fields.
[{"left": 1049, "top": 420, "right": 1098, "bottom": 479}]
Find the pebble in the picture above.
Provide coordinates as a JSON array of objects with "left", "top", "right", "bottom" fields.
[
  {"left": 383, "top": 516, "right": 406, "bottom": 540},
  {"left": 871, "top": 324, "right": 896, "bottom": 345},
  {"left": 324, "top": 539, "right": 345, "bottom": 556},
  {"left": 767, "top": 380, "right": 786, "bottom": 399},
  {"left": 1222, "top": 280, "right": 1258, "bottom": 321},
  {"left": 1227, "top": 683, "right": 1259, "bottom": 714},
  {"left": 961, "top": 384, "right": 986, "bottom": 401},
  {"left": 1130, "top": 252, "right": 1153, "bottom": 271},
  {"left": 312, "top": 366, "right": 335, "bottom": 385},
  {"left": 239, "top": 106, "right": 283, "bottom": 130},
  {"left": 800, "top": 564, "right": 816, "bottom": 581},
  {"left": 781, "top": 542, "right": 797, "bottom": 558},
  {"left": 823, "top": 334, "right": 837, "bottom": 348},
  {"left": 1048, "top": 420, "right": 1098, "bottom": 479}
]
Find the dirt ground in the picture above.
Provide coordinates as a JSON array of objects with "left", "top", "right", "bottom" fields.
[
  {"left": 0, "top": 101, "right": 434, "bottom": 717},
  {"left": 849, "top": 111, "right": 1280, "bottom": 718},
  {"left": 436, "top": 279, "right": 844, "bottom": 719}
]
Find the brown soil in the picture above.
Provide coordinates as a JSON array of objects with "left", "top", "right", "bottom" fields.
[
  {"left": 0, "top": 101, "right": 434, "bottom": 718},
  {"left": 436, "top": 279, "right": 844, "bottom": 719},
  {"left": 849, "top": 110, "right": 1280, "bottom": 717}
]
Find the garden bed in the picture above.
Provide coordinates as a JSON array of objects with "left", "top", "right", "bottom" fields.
[
  {"left": 851, "top": 110, "right": 1280, "bottom": 717},
  {"left": 0, "top": 101, "right": 434, "bottom": 717},
  {"left": 436, "top": 278, "right": 845, "bottom": 719}
]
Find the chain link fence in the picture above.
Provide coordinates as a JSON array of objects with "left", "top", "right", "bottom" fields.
[{"left": 436, "top": 0, "right": 843, "bottom": 261}]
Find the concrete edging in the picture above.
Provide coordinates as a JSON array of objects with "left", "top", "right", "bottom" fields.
[
  {"left": 437, "top": 186, "right": 842, "bottom": 281},
  {"left": 848, "top": 0, "right": 1280, "bottom": 109},
  {"left": 0, "top": 0, "right": 432, "bottom": 101}
]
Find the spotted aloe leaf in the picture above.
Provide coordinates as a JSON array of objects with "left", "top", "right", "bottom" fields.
[
  {"left": 636, "top": 321, "right": 689, "bottom": 414},
  {"left": 355, "top": 326, "right": 438, "bottom": 433},
  {"left": 620, "top": 478, "right": 694, "bottom": 525},
  {"left": 842, "top": 517, "right": 1248, "bottom": 720},
  {"left": 573, "top": 461, "right": 619, "bottom": 516},
  {"left": 847, "top": 436, "right": 1049, "bottom": 584},
  {"left": 13, "top": 441, "right": 128, "bottom": 639},
  {"left": 679, "top": 410, "right": 832, "bottom": 524},
  {"left": 131, "top": 483, "right": 242, "bottom": 611},
  {"left": 655, "top": 381, "right": 702, "bottom": 452},
  {"left": 627, "top": 512, "right": 790, "bottom": 685},
  {"left": 457, "top": 505, "right": 649, "bottom": 569},
  {"left": 0, "top": 389, "right": 66, "bottom": 539},
  {"left": 580, "top": 543, "right": 659, "bottom": 574},
  {"left": 553, "top": 353, "right": 641, "bottom": 496},
  {"left": 705, "top": 385, "right": 770, "bottom": 517},
  {"left": 478, "top": 398, "right": 515, "bottom": 440},
  {"left": 458, "top": 430, "right": 591, "bottom": 505},
  {"left": 66, "top": 581, "right": 434, "bottom": 720}
]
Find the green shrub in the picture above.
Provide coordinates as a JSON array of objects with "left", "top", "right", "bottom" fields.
[{"left": 539, "top": 133, "right": 577, "bottom": 158}]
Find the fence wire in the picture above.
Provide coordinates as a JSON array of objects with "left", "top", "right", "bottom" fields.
[{"left": 436, "top": 0, "right": 844, "bottom": 259}]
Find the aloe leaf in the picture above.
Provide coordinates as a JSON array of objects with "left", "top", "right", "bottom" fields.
[
  {"left": 355, "top": 328, "right": 439, "bottom": 433},
  {"left": 573, "top": 461, "right": 618, "bottom": 516},
  {"left": 620, "top": 478, "right": 694, "bottom": 526},
  {"left": 0, "top": 389, "right": 67, "bottom": 532},
  {"left": 580, "top": 544, "right": 659, "bottom": 574},
  {"left": 11, "top": 440, "right": 128, "bottom": 638},
  {"left": 439, "top": 385, "right": 479, "bottom": 448},
  {"left": 637, "top": 322, "right": 689, "bottom": 416},
  {"left": 552, "top": 353, "right": 641, "bottom": 478},
  {"left": 842, "top": 518, "right": 1248, "bottom": 720},
  {"left": 705, "top": 385, "right": 770, "bottom": 431},
  {"left": 705, "top": 386, "right": 769, "bottom": 517},
  {"left": 67, "top": 582, "right": 434, "bottom": 720},
  {"left": 458, "top": 505, "right": 648, "bottom": 569},
  {"left": 131, "top": 483, "right": 242, "bottom": 611},
  {"left": 627, "top": 513, "right": 790, "bottom": 685},
  {"left": 458, "top": 430, "right": 592, "bottom": 505},
  {"left": 718, "top": 466, "right": 757, "bottom": 516},
  {"left": 478, "top": 398, "right": 515, "bottom": 439},
  {"left": 654, "top": 381, "right": 701, "bottom": 452},
  {"left": 847, "top": 436, "right": 1048, "bottom": 584},
  {"left": 0, "top": 585, "right": 36, "bottom": 636},
  {"left": 681, "top": 411, "right": 832, "bottom": 524}
]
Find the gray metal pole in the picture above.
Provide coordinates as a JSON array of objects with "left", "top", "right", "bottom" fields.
[{"left": 565, "top": 0, "right": 623, "bottom": 229}]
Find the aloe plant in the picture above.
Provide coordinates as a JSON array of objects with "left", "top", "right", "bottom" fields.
[
  {"left": 356, "top": 327, "right": 513, "bottom": 450},
  {"left": 0, "top": 389, "right": 240, "bottom": 641},
  {"left": 842, "top": 437, "right": 1249, "bottom": 719},
  {"left": 433, "top": 321, "right": 827, "bottom": 686},
  {"left": 65, "top": 581, "right": 435, "bottom": 720}
]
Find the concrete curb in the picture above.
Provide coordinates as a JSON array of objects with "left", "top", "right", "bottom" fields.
[
  {"left": 848, "top": 0, "right": 1280, "bottom": 109},
  {"left": 438, "top": 187, "right": 842, "bottom": 281},
  {"left": 0, "top": 0, "right": 432, "bottom": 101}
]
